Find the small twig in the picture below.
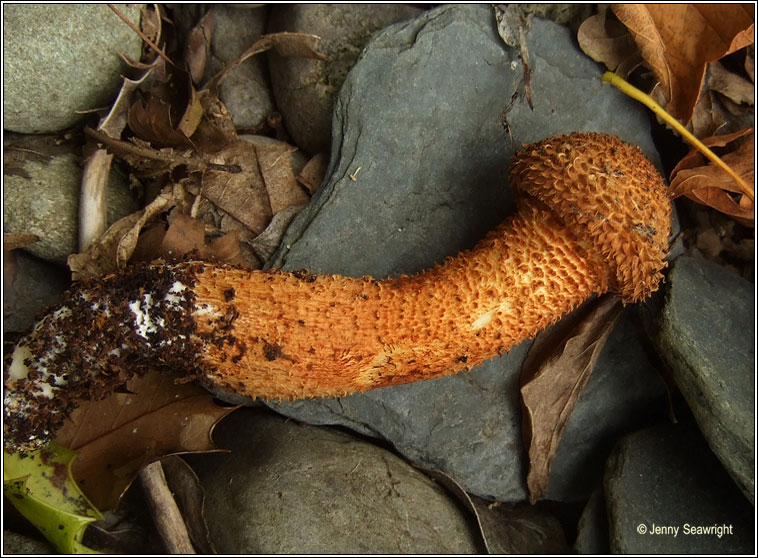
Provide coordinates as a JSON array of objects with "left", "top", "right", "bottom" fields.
[
  {"left": 139, "top": 460, "right": 195, "bottom": 554},
  {"left": 601, "top": 71, "right": 754, "bottom": 201},
  {"left": 108, "top": 3, "right": 174, "bottom": 67}
]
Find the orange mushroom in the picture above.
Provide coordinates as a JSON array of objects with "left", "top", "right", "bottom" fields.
[{"left": 3, "top": 133, "right": 671, "bottom": 452}]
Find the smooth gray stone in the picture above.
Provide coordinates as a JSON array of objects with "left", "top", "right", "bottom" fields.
[
  {"left": 190, "top": 409, "right": 481, "bottom": 554},
  {"left": 4, "top": 151, "right": 138, "bottom": 265},
  {"left": 256, "top": 5, "right": 663, "bottom": 502},
  {"left": 604, "top": 423, "right": 753, "bottom": 554},
  {"left": 3, "top": 4, "right": 143, "bottom": 133},
  {"left": 657, "top": 256, "right": 755, "bottom": 503}
]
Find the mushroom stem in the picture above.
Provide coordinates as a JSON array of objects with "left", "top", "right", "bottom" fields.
[{"left": 4, "top": 133, "right": 671, "bottom": 453}]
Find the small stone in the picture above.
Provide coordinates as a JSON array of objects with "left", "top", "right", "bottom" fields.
[
  {"left": 3, "top": 4, "right": 144, "bottom": 133},
  {"left": 3, "top": 145, "right": 139, "bottom": 265},
  {"left": 604, "top": 423, "right": 753, "bottom": 554},
  {"left": 656, "top": 256, "right": 755, "bottom": 503},
  {"left": 267, "top": 4, "right": 423, "bottom": 154},
  {"left": 189, "top": 409, "right": 480, "bottom": 554}
]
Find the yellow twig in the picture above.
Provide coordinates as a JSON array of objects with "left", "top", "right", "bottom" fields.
[{"left": 601, "top": 71, "right": 754, "bottom": 202}]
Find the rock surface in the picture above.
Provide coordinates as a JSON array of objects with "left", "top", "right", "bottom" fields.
[
  {"left": 604, "top": 423, "right": 754, "bottom": 554},
  {"left": 190, "top": 409, "right": 481, "bottom": 554},
  {"left": 3, "top": 250, "right": 70, "bottom": 333},
  {"left": 3, "top": 149, "right": 138, "bottom": 265},
  {"left": 267, "top": 3, "right": 423, "bottom": 154},
  {"left": 253, "top": 5, "right": 665, "bottom": 502},
  {"left": 203, "top": 5, "right": 273, "bottom": 131},
  {"left": 3, "top": 4, "right": 143, "bottom": 134},
  {"left": 656, "top": 256, "right": 755, "bottom": 503}
]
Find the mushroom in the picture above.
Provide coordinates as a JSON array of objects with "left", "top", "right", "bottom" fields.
[{"left": 4, "top": 133, "right": 671, "bottom": 452}]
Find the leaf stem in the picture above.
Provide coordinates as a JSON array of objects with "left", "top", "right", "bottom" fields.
[{"left": 601, "top": 71, "right": 754, "bottom": 202}]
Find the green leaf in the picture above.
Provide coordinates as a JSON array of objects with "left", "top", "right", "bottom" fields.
[{"left": 4, "top": 443, "right": 103, "bottom": 554}]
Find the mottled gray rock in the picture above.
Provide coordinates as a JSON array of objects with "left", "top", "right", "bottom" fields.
[
  {"left": 573, "top": 486, "right": 608, "bottom": 554},
  {"left": 547, "top": 310, "right": 667, "bottom": 502},
  {"left": 190, "top": 409, "right": 481, "bottom": 554},
  {"left": 3, "top": 250, "right": 70, "bottom": 333},
  {"left": 248, "top": 5, "right": 666, "bottom": 502},
  {"left": 3, "top": 4, "right": 143, "bottom": 133},
  {"left": 604, "top": 423, "right": 753, "bottom": 554},
  {"left": 657, "top": 256, "right": 754, "bottom": 503},
  {"left": 2, "top": 530, "right": 55, "bottom": 555},
  {"left": 204, "top": 5, "right": 273, "bottom": 130},
  {"left": 3, "top": 149, "right": 139, "bottom": 265},
  {"left": 267, "top": 3, "right": 423, "bottom": 154}
]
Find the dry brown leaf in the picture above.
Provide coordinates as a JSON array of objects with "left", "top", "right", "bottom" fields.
[
  {"left": 612, "top": 4, "right": 755, "bottom": 122},
  {"left": 708, "top": 60, "right": 755, "bottom": 106},
  {"left": 158, "top": 212, "right": 206, "bottom": 260},
  {"left": 128, "top": 94, "right": 193, "bottom": 147},
  {"left": 669, "top": 127, "right": 754, "bottom": 226},
  {"left": 255, "top": 142, "right": 310, "bottom": 214},
  {"left": 68, "top": 184, "right": 190, "bottom": 280},
  {"left": 421, "top": 467, "right": 568, "bottom": 554},
  {"left": 577, "top": 6, "right": 643, "bottom": 78},
  {"left": 4, "top": 232, "right": 40, "bottom": 251},
  {"left": 184, "top": 9, "right": 215, "bottom": 84},
  {"left": 520, "top": 295, "right": 623, "bottom": 504},
  {"left": 297, "top": 152, "right": 328, "bottom": 194},
  {"left": 203, "top": 32, "right": 325, "bottom": 93},
  {"left": 200, "top": 141, "right": 272, "bottom": 234},
  {"left": 55, "top": 369, "right": 238, "bottom": 511}
]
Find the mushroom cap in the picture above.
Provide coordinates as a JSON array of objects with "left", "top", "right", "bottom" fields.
[{"left": 509, "top": 133, "right": 671, "bottom": 303}]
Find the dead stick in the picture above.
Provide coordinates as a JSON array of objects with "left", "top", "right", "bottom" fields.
[{"left": 139, "top": 460, "right": 195, "bottom": 554}]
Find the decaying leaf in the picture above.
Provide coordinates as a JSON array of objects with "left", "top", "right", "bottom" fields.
[
  {"left": 4, "top": 444, "right": 103, "bottom": 553},
  {"left": 256, "top": 142, "right": 310, "bottom": 214},
  {"left": 4, "top": 232, "right": 40, "bottom": 251},
  {"left": 422, "top": 467, "right": 568, "bottom": 554},
  {"left": 68, "top": 184, "right": 191, "bottom": 280},
  {"left": 611, "top": 4, "right": 754, "bottom": 122},
  {"left": 128, "top": 94, "right": 193, "bottom": 148},
  {"left": 161, "top": 456, "right": 217, "bottom": 554},
  {"left": 184, "top": 9, "right": 215, "bottom": 84},
  {"left": 203, "top": 32, "right": 325, "bottom": 93},
  {"left": 54, "top": 369, "right": 238, "bottom": 511},
  {"left": 520, "top": 295, "right": 623, "bottom": 504},
  {"left": 708, "top": 60, "right": 755, "bottom": 106},
  {"left": 297, "top": 152, "right": 328, "bottom": 194},
  {"left": 577, "top": 5, "right": 643, "bottom": 78},
  {"left": 669, "top": 127, "right": 754, "bottom": 226}
]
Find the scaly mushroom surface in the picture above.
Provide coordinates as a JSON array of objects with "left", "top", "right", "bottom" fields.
[{"left": 4, "top": 133, "right": 671, "bottom": 452}]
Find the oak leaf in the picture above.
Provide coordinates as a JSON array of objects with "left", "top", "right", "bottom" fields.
[
  {"left": 54, "top": 369, "right": 238, "bottom": 511},
  {"left": 611, "top": 4, "right": 754, "bottom": 122},
  {"left": 669, "top": 127, "right": 754, "bottom": 226}
]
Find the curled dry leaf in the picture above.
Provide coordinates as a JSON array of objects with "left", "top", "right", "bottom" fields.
[
  {"left": 256, "top": 142, "right": 310, "bottom": 213},
  {"left": 184, "top": 9, "right": 215, "bottom": 84},
  {"left": 669, "top": 127, "right": 754, "bottom": 226},
  {"left": 421, "top": 467, "right": 568, "bottom": 554},
  {"left": 520, "top": 295, "right": 623, "bottom": 504},
  {"left": 4, "top": 232, "right": 40, "bottom": 251},
  {"left": 577, "top": 5, "right": 643, "bottom": 79},
  {"left": 54, "top": 368, "right": 238, "bottom": 511},
  {"left": 611, "top": 4, "right": 754, "bottom": 122},
  {"left": 297, "top": 152, "right": 328, "bottom": 194},
  {"left": 68, "top": 184, "right": 190, "bottom": 280}
]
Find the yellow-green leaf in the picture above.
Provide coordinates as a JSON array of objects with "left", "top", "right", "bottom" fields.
[{"left": 4, "top": 444, "right": 103, "bottom": 554}]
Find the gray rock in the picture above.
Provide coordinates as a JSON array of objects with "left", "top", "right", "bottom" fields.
[
  {"left": 3, "top": 250, "right": 70, "bottom": 333},
  {"left": 547, "top": 310, "right": 667, "bottom": 502},
  {"left": 204, "top": 5, "right": 273, "bottom": 131},
  {"left": 251, "top": 5, "right": 665, "bottom": 502},
  {"left": 573, "top": 486, "right": 608, "bottom": 554},
  {"left": 3, "top": 4, "right": 143, "bottom": 134},
  {"left": 604, "top": 423, "right": 753, "bottom": 554},
  {"left": 3, "top": 149, "right": 139, "bottom": 265},
  {"left": 2, "top": 530, "right": 56, "bottom": 555},
  {"left": 656, "top": 256, "right": 754, "bottom": 503},
  {"left": 190, "top": 409, "right": 481, "bottom": 554},
  {"left": 267, "top": 3, "right": 423, "bottom": 154}
]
